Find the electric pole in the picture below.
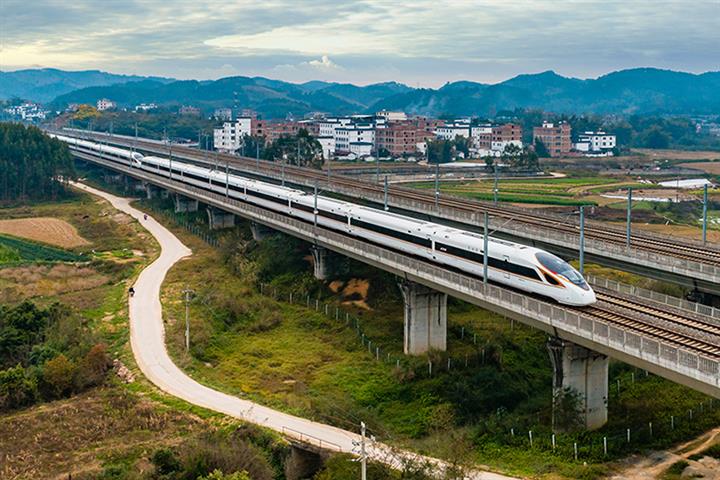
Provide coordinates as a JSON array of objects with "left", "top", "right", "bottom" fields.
[
  {"left": 360, "top": 421, "right": 367, "bottom": 480},
  {"left": 182, "top": 287, "right": 194, "bottom": 351}
]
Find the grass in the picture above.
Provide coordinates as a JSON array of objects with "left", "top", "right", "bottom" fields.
[
  {"left": 404, "top": 175, "right": 635, "bottom": 206},
  {"left": 145, "top": 196, "right": 720, "bottom": 479}
]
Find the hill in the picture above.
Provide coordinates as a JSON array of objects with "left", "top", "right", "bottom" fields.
[
  {"left": 373, "top": 69, "right": 720, "bottom": 116},
  {"left": 0, "top": 68, "right": 173, "bottom": 102},
  {"left": 50, "top": 75, "right": 414, "bottom": 118},
  {"left": 9, "top": 67, "right": 720, "bottom": 118}
]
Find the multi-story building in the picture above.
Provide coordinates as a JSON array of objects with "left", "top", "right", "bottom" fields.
[
  {"left": 471, "top": 124, "right": 493, "bottom": 150},
  {"left": 213, "top": 117, "right": 252, "bottom": 153},
  {"left": 213, "top": 108, "right": 233, "bottom": 121},
  {"left": 491, "top": 123, "right": 523, "bottom": 152},
  {"left": 335, "top": 125, "right": 375, "bottom": 154},
  {"left": 96, "top": 98, "right": 116, "bottom": 111},
  {"left": 575, "top": 131, "right": 616, "bottom": 154},
  {"left": 179, "top": 105, "right": 201, "bottom": 116},
  {"left": 135, "top": 103, "right": 157, "bottom": 112},
  {"left": 376, "top": 110, "right": 407, "bottom": 122},
  {"left": 264, "top": 121, "right": 300, "bottom": 143},
  {"left": 533, "top": 121, "right": 572, "bottom": 157},
  {"left": 375, "top": 121, "right": 419, "bottom": 156},
  {"left": 4, "top": 102, "right": 48, "bottom": 121},
  {"left": 435, "top": 120, "right": 471, "bottom": 140}
]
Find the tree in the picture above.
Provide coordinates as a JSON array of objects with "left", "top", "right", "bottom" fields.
[
  {"left": 42, "top": 353, "right": 76, "bottom": 398},
  {"left": 263, "top": 129, "right": 323, "bottom": 168},
  {"left": 0, "top": 364, "right": 37, "bottom": 410},
  {"left": 533, "top": 138, "right": 550, "bottom": 158},
  {"left": 426, "top": 139, "right": 453, "bottom": 164},
  {"left": 0, "top": 123, "right": 76, "bottom": 202},
  {"left": 641, "top": 126, "right": 671, "bottom": 149}
]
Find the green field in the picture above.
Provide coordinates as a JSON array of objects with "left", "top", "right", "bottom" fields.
[
  {"left": 0, "top": 234, "right": 85, "bottom": 265},
  {"left": 406, "top": 176, "right": 637, "bottom": 206}
]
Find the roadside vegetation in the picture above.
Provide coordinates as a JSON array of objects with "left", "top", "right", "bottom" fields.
[
  {"left": 0, "top": 122, "right": 76, "bottom": 202},
  {"left": 146, "top": 194, "right": 720, "bottom": 479}
]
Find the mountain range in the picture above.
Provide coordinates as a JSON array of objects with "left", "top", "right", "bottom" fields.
[
  {"left": 2, "top": 67, "right": 719, "bottom": 118},
  {"left": 0, "top": 68, "right": 173, "bottom": 103}
]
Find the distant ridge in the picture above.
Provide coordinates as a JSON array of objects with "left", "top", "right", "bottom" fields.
[
  {"left": 0, "top": 68, "right": 174, "bottom": 102},
  {"left": 4, "top": 67, "right": 720, "bottom": 118}
]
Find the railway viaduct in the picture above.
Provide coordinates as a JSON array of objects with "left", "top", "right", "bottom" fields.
[
  {"left": 61, "top": 131, "right": 720, "bottom": 431},
  {"left": 65, "top": 129, "right": 720, "bottom": 298}
]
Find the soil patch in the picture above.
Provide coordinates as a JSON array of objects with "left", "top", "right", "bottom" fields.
[{"left": 0, "top": 217, "right": 90, "bottom": 248}]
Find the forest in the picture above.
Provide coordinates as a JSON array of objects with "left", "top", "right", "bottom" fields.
[{"left": 0, "top": 122, "right": 76, "bottom": 202}]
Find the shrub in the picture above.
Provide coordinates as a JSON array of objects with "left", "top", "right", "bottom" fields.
[
  {"left": 198, "top": 470, "right": 251, "bottom": 480},
  {"left": 41, "top": 353, "right": 76, "bottom": 398},
  {"left": 0, "top": 364, "right": 37, "bottom": 410},
  {"left": 76, "top": 343, "right": 112, "bottom": 389}
]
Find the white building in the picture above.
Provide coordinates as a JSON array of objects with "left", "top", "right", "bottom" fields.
[
  {"left": 335, "top": 126, "right": 375, "bottom": 154},
  {"left": 376, "top": 110, "right": 407, "bottom": 122},
  {"left": 213, "top": 117, "right": 253, "bottom": 153},
  {"left": 317, "top": 136, "right": 334, "bottom": 160},
  {"left": 4, "top": 102, "right": 48, "bottom": 121},
  {"left": 96, "top": 98, "right": 116, "bottom": 111},
  {"left": 575, "top": 131, "right": 616, "bottom": 154},
  {"left": 135, "top": 103, "right": 157, "bottom": 112},
  {"left": 214, "top": 108, "right": 233, "bottom": 121},
  {"left": 349, "top": 142, "right": 374, "bottom": 158},
  {"left": 435, "top": 122, "right": 470, "bottom": 140}
]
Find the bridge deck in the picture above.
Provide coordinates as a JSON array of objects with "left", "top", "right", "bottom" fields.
[{"left": 71, "top": 147, "right": 720, "bottom": 398}]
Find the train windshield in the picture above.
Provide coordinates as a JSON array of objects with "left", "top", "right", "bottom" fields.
[{"left": 535, "top": 252, "right": 589, "bottom": 290}]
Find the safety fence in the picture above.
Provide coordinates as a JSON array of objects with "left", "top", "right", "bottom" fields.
[{"left": 71, "top": 150, "right": 720, "bottom": 392}]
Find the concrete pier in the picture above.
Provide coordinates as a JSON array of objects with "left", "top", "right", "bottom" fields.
[
  {"left": 547, "top": 337, "right": 608, "bottom": 430},
  {"left": 173, "top": 194, "right": 199, "bottom": 213},
  {"left": 398, "top": 281, "right": 447, "bottom": 355},
  {"left": 206, "top": 207, "right": 235, "bottom": 230},
  {"left": 250, "top": 221, "right": 271, "bottom": 241},
  {"left": 311, "top": 246, "right": 329, "bottom": 280}
]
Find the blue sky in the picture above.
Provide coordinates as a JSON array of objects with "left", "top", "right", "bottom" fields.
[{"left": 1, "top": 0, "right": 719, "bottom": 86}]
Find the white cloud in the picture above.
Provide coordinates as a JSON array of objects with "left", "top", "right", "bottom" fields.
[{"left": 306, "top": 55, "right": 341, "bottom": 70}]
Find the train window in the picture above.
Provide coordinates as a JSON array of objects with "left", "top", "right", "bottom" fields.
[
  {"left": 543, "top": 272, "right": 560, "bottom": 285},
  {"left": 535, "top": 252, "right": 588, "bottom": 289}
]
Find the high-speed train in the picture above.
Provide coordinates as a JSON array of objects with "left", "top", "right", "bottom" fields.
[{"left": 54, "top": 133, "right": 596, "bottom": 306}]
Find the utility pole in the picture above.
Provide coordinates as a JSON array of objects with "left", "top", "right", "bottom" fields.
[
  {"left": 376, "top": 157, "right": 380, "bottom": 184},
  {"left": 225, "top": 158, "right": 229, "bottom": 197},
  {"left": 703, "top": 183, "right": 709, "bottom": 245},
  {"left": 168, "top": 143, "right": 173, "bottom": 180},
  {"left": 579, "top": 205, "right": 585, "bottom": 275},
  {"left": 434, "top": 161, "right": 440, "bottom": 209},
  {"left": 282, "top": 157, "right": 286, "bottom": 186},
  {"left": 256, "top": 141, "right": 260, "bottom": 169},
  {"left": 493, "top": 164, "right": 499, "bottom": 205},
  {"left": 483, "top": 212, "right": 489, "bottom": 285},
  {"left": 626, "top": 187, "right": 633, "bottom": 249},
  {"left": 383, "top": 175, "right": 389, "bottom": 211},
  {"left": 314, "top": 182, "right": 318, "bottom": 229},
  {"left": 182, "top": 287, "right": 194, "bottom": 351},
  {"left": 360, "top": 422, "right": 367, "bottom": 480}
]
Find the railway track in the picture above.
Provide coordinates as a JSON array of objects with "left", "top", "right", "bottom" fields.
[
  {"left": 581, "top": 303, "right": 720, "bottom": 359},
  {"left": 67, "top": 132, "right": 720, "bottom": 361},
  {"left": 69, "top": 130, "right": 720, "bottom": 267}
]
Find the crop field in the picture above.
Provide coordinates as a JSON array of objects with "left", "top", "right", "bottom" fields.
[
  {"left": 406, "top": 176, "right": 642, "bottom": 206},
  {"left": 0, "top": 217, "right": 90, "bottom": 248},
  {"left": 0, "top": 233, "right": 85, "bottom": 264}
]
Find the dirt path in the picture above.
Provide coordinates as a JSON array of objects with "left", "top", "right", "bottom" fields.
[
  {"left": 73, "top": 181, "right": 517, "bottom": 480},
  {"left": 610, "top": 427, "right": 720, "bottom": 479}
]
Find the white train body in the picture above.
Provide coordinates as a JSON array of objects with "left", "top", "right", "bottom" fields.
[{"left": 54, "top": 133, "right": 596, "bottom": 306}]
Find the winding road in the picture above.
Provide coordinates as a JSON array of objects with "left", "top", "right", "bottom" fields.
[{"left": 74, "top": 182, "right": 516, "bottom": 480}]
